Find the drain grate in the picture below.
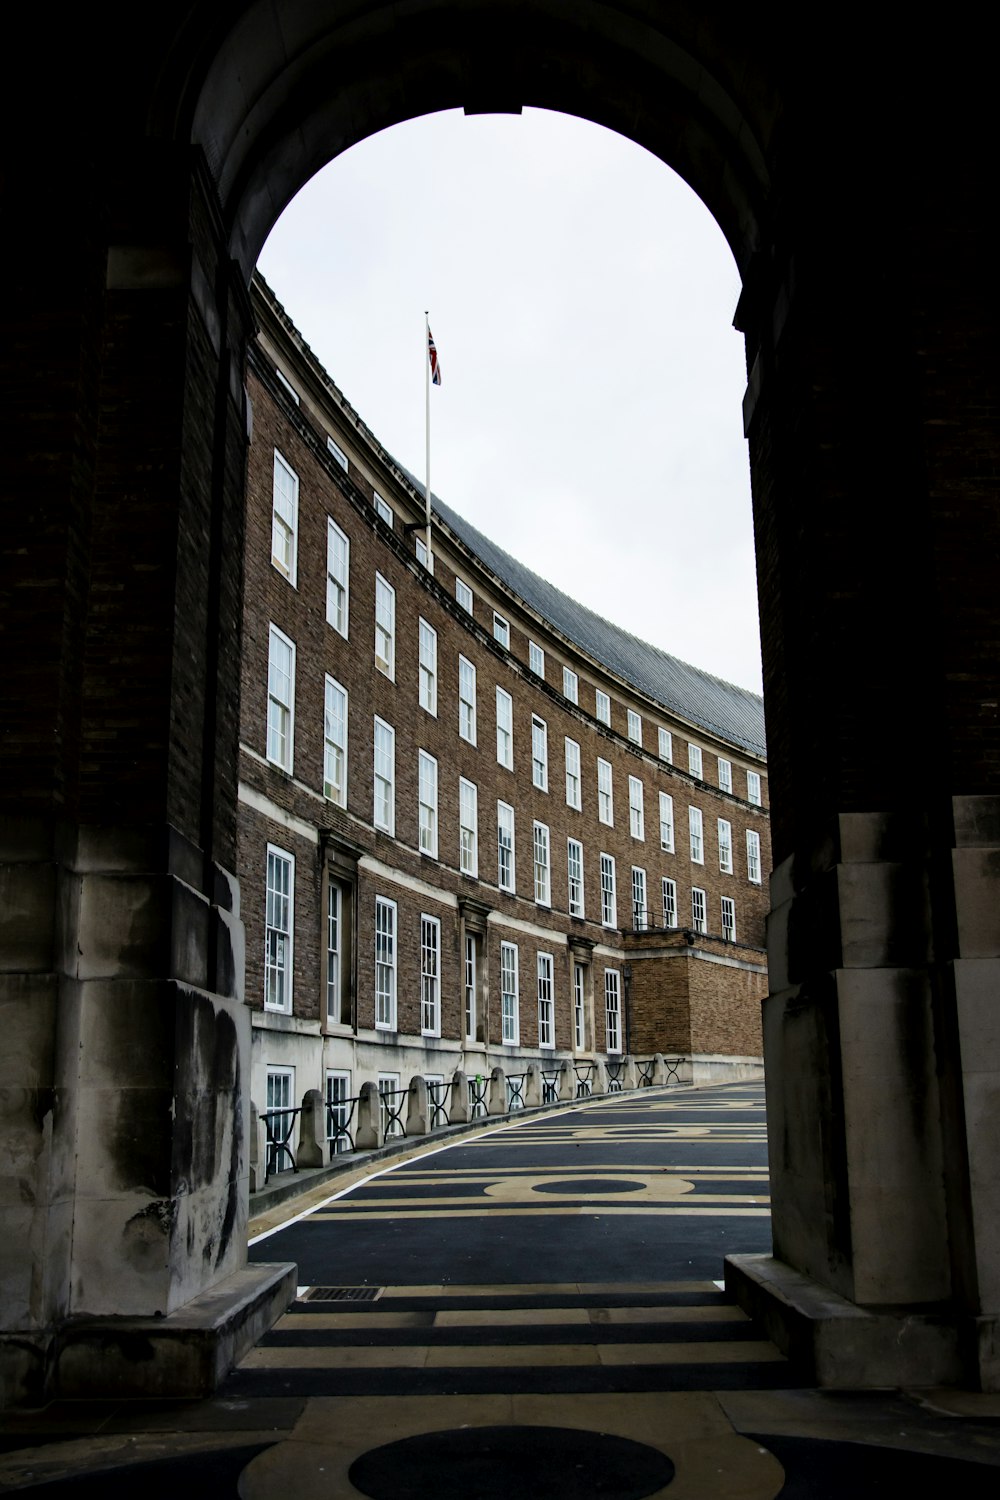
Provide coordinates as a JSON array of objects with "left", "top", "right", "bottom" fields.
[{"left": 302, "top": 1285, "right": 384, "bottom": 1303}]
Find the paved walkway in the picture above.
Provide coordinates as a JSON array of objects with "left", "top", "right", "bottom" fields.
[{"left": 3, "top": 1083, "right": 1000, "bottom": 1496}]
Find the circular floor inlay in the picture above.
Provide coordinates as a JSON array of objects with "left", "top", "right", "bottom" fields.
[
  {"left": 348, "top": 1424, "right": 675, "bottom": 1499},
  {"left": 533, "top": 1177, "right": 645, "bottom": 1194}
]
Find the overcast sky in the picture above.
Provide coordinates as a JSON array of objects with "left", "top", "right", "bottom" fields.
[{"left": 258, "top": 108, "right": 762, "bottom": 694}]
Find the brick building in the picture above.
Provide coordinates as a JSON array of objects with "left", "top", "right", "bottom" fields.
[{"left": 240, "top": 274, "right": 771, "bottom": 1144}]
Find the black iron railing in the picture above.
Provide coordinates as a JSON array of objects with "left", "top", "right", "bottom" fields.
[
  {"left": 326, "top": 1094, "right": 360, "bottom": 1158},
  {"left": 263, "top": 1105, "right": 301, "bottom": 1178}
]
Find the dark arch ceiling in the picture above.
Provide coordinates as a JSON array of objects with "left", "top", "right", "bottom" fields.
[{"left": 149, "top": 1, "right": 781, "bottom": 279}]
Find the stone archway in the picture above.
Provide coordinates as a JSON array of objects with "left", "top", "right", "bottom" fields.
[{"left": 1, "top": 3, "right": 998, "bottom": 1402}]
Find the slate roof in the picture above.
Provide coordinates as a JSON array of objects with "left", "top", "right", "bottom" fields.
[{"left": 396, "top": 465, "right": 766, "bottom": 758}]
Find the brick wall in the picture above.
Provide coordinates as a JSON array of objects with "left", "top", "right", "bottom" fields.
[{"left": 237, "top": 286, "right": 772, "bottom": 1067}]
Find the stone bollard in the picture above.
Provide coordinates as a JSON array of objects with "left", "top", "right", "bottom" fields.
[
  {"left": 249, "top": 1100, "right": 267, "bottom": 1193},
  {"left": 594, "top": 1059, "right": 609, "bottom": 1094},
  {"left": 524, "top": 1062, "right": 543, "bottom": 1108},
  {"left": 652, "top": 1053, "right": 668, "bottom": 1086},
  {"left": 450, "top": 1070, "right": 470, "bottom": 1125},
  {"left": 406, "top": 1075, "right": 430, "bottom": 1136},
  {"left": 297, "top": 1088, "right": 325, "bottom": 1168},
  {"left": 622, "top": 1056, "right": 639, "bottom": 1091},
  {"left": 488, "top": 1065, "right": 507, "bottom": 1115},
  {"left": 558, "top": 1058, "right": 576, "bottom": 1101},
  {"left": 355, "top": 1080, "right": 383, "bottom": 1150}
]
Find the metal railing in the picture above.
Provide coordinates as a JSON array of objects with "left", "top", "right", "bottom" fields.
[
  {"left": 326, "top": 1094, "right": 360, "bottom": 1157},
  {"left": 379, "top": 1085, "right": 408, "bottom": 1141},
  {"left": 574, "top": 1061, "right": 596, "bottom": 1098},
  {"left": 637, "top": 1058, "right": 656, "bottom": 1087},
  {"left": 254, "top": 1056, "right": 693, "bottom": 1190},
  {"left": 605, "top": 1059, "right": 625, "bottom": 1093},
  {"left": 506, "top": 1072, "right": 526, "bottom": 1111},
  {"left": 262, "top": 1105, "right": 301, "bottom": 1179},
  {"left": 468, "top": 1073, "right": 489, "bottom": 1120},
  {"left": 427, "top": 1078, "right": 451, "bottom": 1130}
]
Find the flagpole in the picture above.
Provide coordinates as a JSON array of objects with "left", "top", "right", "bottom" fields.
[{"left": 424, "top": 311, "right": 433, "bottom": 571}]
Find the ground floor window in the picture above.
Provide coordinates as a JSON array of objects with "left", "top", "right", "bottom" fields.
[
  {"left": 574, "top": 962, "right": 587, "bottom": 1051},
  {"left": 537, "top": 951, "right": 554, "bottom": 1048},
  {"left": 265, "top": 1066, "right": 295, "bottom": 1173},
  {"left": 325, "top": 1070, "right": 352, "bottom": 1154},
  {"left": 420, "top": 914, "right": 441, "bottom": 1035},
  {"left": 501, "top": 941, "right": 519, "bottom": 1044},
  {"left": 605, "top": 970, "right": 621, "bottom": 1054},
  {"left": 378, "top": 1071, "right": 404, "bottom": 1139}
]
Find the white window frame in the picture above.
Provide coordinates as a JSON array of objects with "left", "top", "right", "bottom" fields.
[
  {"left": 418, "top": 749, "right": 438, "bottom": 858},
  {"left": 373, "top": 717, "right": 395, "bottom": 835},
  {"left": 721, "top": 895, "right": 736, "bottom": 943},
  {"left": 418, "top": 618, "right": 437, "bottom": 716},
  {"left": 496, "top": 686, "right": 513, "bottom": 769},
  {"left": 562, "top": 666, "right": 578, "bottom": 703},
  {"left": 595, "top": 689, "right": 611, "bottom": 726},
  {"left": 497, "top": 800, "right": 516, "bottom": 892},
  {"left": 629, "top": 775, "right": 645, "bottom": 840},
  {"left": 747, "top": 828, "right": 762, "bottom": 884},
  {"left": 574, "top": 962, "right": 587, "bottom": 1051},
  {"left": 415, "top": 535, "right": 434, "bottom": 574},
  {"left": 718, "top": 757, "right": 733, "bottom": 793},
  {"left": 266, "top": 1067, "right": 295, "bottom": 1169},
  {"left": 325, "top": 1070, "right": 352, "bottom": 1153},
  {"left": 600, "top": 853, "right": 617, "bottom": 929},
  {"left": 529, "top": 640, "right": 545, "bottom": 677},
  {"left": 266, "top": 624, "right": 295, "bottom": 772},
  {"left": 264, "top": 844, "right": 294, "bottom": 1013},
  {"left": 688, "top": 743, "right": 703, "bottom": 778},
  {"left": 378, "top": 1070, "right": 403, "bottom": 1138},
  {"left": 533, "top": 820, "right": 551, "bottom": 906},
  {"left": 658, "top": 727, "right": 673, "bottom": 762},
  {"left": 420, "top": 914, "right": 441, "bottom": 1036},
  {"left": 326, "top": 434, "right": 348, "bottom": 470},
  {"left": 493, "top": 611, "right": 510, "bottom": 648},
  {"left": 565, "top": 737, "right": 581, "bottom": 810},
  {"left": 326, "top": 519, "right": 349, "bottom": 637},
  {"left": 605, "top": 969, "right": 622, "bottom": 1054},
  {"left": 567, "top": 837, "right": 584, "bottom": 918},
  {"left": 500, "top": 941, "right": 520, "bottom": 1044},
  {"left": 323, "top": 675, "right": 347, "bottom": 805},
  {"left": 537, "top": 952, "right": 555, "bottom": 1049},
  {"left": 375, "top": 896, "right": 397, "bottom": 1029},
  {"left": 374, "top": 493, "right": 393, "bottom": 528},
  {"left": 747, "top": 770, "right": 762, "bottom": 806},
  {"left": 632, "top": 866, "right": 647, "bottom": 930},
  {"left": 531, "top": 715, "right": 548, "bottom": 791},
  {"left": 274, "top": 369, "right": 299, "bottom": 405},
  {"left": 455, "top": 577, "right": 473, "bottom": 613},
  {"left": 326, "top": 881, "right": 344, "bottom": 1026},
  {"left": 662, "top": 876, "right": 677, "bottom": 928},
  {"left": 598, "top": 758, "right": 614, "bottom": 826},
  {"left": 659, "top": 791, "right": 675, "bottom": 852},
  {"left": 689, "top": 806, "right": 704, "bottom": 864},
  {"left": 374, "top": 572, "right": 395, "bottom": 679},
  {"left": 627, "top": 709, "right": 642, "bottom": 746},
  {"left": 460, "top": 777, "right": 479, "bottom": 877},
  {"left": 718, "top": 817, "right": 733, "bottom": 874},
  {"left": 465, "top": 933, "right": 479, "bottom": 1043},
  {"left": 459, "top": 656, "right": 477, "bottom": 745},
  {"left": 271, "top": 450, "right": 299, "bottom": 585},
  {"left": 691, "top": 886, "right": 707, "bottom": 934}
]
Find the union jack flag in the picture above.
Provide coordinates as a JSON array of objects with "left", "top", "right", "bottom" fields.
[{"left": 427, "top": 326, "right": 442, "bottom": 386}]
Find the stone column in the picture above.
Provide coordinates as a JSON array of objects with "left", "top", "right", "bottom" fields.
[
  {"left": 725, "top": 141, "right": 1000, "bottom": 1389},
  {"left": 0, "top": 148, "right": 294, "bottom": 1406}
]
